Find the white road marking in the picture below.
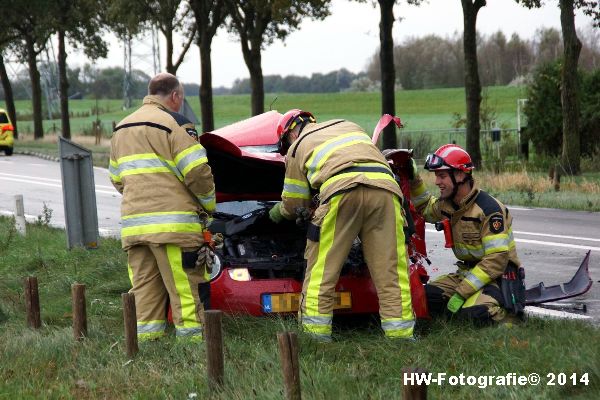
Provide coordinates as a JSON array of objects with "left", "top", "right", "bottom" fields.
[
  {"left": 526, "top": 306, "right": 591, "bottom": 320},
  {"left": 514, "top": 230, "right": 600, "bottom": 242},
  {"left": 0, "top": 173, "right": 119, "bottom": 195},
  {"left": 515, "top": 238, "right": 600, "bottom": 252},
  {"left": 0, "top": 172, "right": 63, "bottom": 183},
  {"left": 425, "top": 228, "right": 600, "bottom": 251},
  {"left": 507, "top": 206, "right": 533, "bottom": 211}
]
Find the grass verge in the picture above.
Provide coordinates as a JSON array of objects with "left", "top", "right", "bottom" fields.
[
  {"left": 0, "top": 217, "right": 599, "bottom": 399},
  {"left": 419, "top": 169, "right": 600, "bottom": 211}
]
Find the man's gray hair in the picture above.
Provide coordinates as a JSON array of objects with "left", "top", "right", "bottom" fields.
[{"left": 148, "top": 73, "right": 181, "bottom": 96}]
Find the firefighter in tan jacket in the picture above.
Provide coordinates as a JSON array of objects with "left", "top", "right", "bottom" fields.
[
  {"left": 109, "top": 73, "right": 215, "bottom": 342},
  {"left": 410, "top": 144, "right": 522, "bottom": 323},
  {"left": 269, "top": 109, "right": 414, "bottom": 341}
]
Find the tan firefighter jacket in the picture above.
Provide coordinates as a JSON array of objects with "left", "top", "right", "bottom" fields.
[
  {"left": 109, "top": 95, "right": 215, "bottom": 249},
  {"left": 410, "top": 175, "right": 520, "bottom": 300},
  {"left": 279, "top": 119, "right": 403, "bottom": 219}
]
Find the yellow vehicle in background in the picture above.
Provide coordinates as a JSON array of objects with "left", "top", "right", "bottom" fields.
[{"left": 0, "top": 108, "right": 14, "bottom": 156}]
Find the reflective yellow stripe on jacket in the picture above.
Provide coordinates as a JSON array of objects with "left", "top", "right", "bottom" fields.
[
  {"left": 305, "top": 131, "right": 372, "bottom": 185},
  {"left": 197, "top": 188, "right": 216, "bottom": 213},
  {"left": 463, "top": 266, "right": 492, "bottom": 292},
  {"left": 283, "top": 178, "right": 311, "bottom": 200},
  {"left": 174, "top": 144, "right": 208, "bottom": 177},
  {"left": 110, "top": 153, "right": 183, "bottom": 181},
  {"left": 121, "top": 211, "right": 202, "bottom": 238},
  {"left": 320, "top": 163, "right": 397, "bottom": 194}
]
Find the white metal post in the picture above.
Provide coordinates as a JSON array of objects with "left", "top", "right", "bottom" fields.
[{"left": 14, "top": 195, "right": 26, "bottom": 236}]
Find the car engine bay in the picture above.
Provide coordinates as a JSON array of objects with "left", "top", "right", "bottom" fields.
[{"left": 210, "top": 203, "right": 367, "bottom": 280}]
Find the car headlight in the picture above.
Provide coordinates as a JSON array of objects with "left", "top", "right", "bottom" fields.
[{"left": 228, "top": 268, "right": 251, "bottom": 282}]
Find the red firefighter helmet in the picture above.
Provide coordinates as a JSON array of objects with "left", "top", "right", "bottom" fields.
[
  {"left": 424, "top": 144, "right": 474, "bottom": 172},
  {"left": 276, "top": 109, "right": 316, "bottom": 138}
]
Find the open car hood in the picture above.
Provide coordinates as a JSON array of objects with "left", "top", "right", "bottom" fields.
[{"left": 200, "top": 111, "right": 286, "bottom": 202}]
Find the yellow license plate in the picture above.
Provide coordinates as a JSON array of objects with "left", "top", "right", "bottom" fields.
[{"left": 262, "top": 292, "right": 351, "bottom": 313}]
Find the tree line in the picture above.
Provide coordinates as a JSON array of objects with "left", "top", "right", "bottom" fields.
[
  {"left": 0, "top": 0, "right": 598, "bottom": 174},
  {"left": 366, "top": 27, "right": 599, "bottom": 90},
  {"left": 3, "top": 27, "right": 599, "bottom": 101}
]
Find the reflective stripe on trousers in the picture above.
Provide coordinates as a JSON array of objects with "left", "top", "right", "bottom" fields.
[
  {"left": 127, "top": 244, "right": 204, "bottom": 341},
  {"left": 166, "top": 245, "right": 203, "bottom": 338},
  {"left": 300, "top": 187, "right": 414, "bottom": 340}
]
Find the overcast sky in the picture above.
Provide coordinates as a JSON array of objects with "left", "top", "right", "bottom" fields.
[{"left": 71, "top": 0, "right": 597, "bottom": 88}]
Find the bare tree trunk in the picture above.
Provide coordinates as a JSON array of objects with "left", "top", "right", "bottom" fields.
[
  {"left": 461, "top": 0, "right": 485, "bottom": 168},
  {"left": 241, "top": 41, "right": 264, "bottom": 116},
  {"left": 165, "top": 30, "right": 175, "bottom": 74},
  {"left": 190, "top": 0, "right": 227, "bottom": 132},
  {"left": 559, "top": 0, "right": 581, "bottom": 175},
  {"left": 378, "top": 0, "right": 397, "bottom": 149},
  {"left": 199, "top": 39, "right": 215, "bottom": 132},
  {"left": 0, "top": 56, "right": 18, "bottom": 138},
  {"left": 25, "top": 36, "right": 44, "bottom": 140},
  {"left": 248, "top": 54, "right": 264, "bottom": 116},
  {"left": 58, "top": 29, "right": 71, "bottom": 139}
]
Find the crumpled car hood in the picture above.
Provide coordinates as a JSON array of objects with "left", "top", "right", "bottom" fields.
[{"left": 200, "top": 111, "right": 286, "bottom": 202}]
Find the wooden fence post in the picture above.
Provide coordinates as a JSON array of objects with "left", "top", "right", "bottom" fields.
[
  {"left": 24, "top": 276, "right": 41, "bottom": 329},
  {"left": 94, "top": 121, "right": 101, "bottom": 145},
  {"left": 122, "top": 292, "right": 138, "bottom": 358},
  {"left": 14, "top": 195, "right": 26, "bottom": 236},
  {"left": 72, "top": 283, "right": 87, "bottom": 340},
  {"left": 277, "top": 331, "right": 301, "bottom": 400},
  {"left": 204, "top": 310, "right": 224, "bottom": 389},
  {"left": 553, "top": 164, "right": 561, "bottom": 192},
  {"left": 401, "top": 367, "right": 428, "bottom": 400}
]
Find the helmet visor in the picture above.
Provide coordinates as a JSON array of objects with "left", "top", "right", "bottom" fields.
[{"left": 424, "top": 153, "right": 446, "bottom": 170}]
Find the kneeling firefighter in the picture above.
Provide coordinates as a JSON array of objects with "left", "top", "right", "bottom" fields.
[
  {"left": 409, "top": 144, "right": 525, "bottom": 323},
  {"left": 269, "top": 109, "right": 415, "bottom": 341}
]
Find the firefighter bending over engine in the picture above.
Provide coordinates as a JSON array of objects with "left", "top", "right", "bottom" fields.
[
  {"left": 109, "top": 73, "right": 216, "bottom": 343},
  {"left": 409, "top": 144, "right": 524, "bottom": 324},
  {"left": 269, "top": 109, "right": 414, "bottom": 341}
]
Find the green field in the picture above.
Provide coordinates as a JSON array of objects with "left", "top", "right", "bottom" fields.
[
  {"left": 0, "top": 218, "right": 599, "bottom": 399},
  {"left": 3, "top": 85, "right": 526, "bottom": 137}
]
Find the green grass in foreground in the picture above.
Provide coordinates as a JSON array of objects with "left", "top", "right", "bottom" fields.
[{"left": 1, "top": 217, "right": 599, "bottom": 399}]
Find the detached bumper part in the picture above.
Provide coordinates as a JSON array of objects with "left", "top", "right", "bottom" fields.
[{"left": 525, "top": 251, "right": 593, "bottom": 305}]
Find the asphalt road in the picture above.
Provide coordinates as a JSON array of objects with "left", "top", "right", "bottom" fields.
[
  {"left": 0, "top": 154, "right": 121, "bottom": 236},
  {"left": 1, "top": 154, "right": 599, "bottom": 321}
]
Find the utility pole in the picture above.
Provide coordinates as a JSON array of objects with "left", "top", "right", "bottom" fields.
[
  {"left": 39, "top": 39, "right": 60, "bottom": 120},
  {"left": 122, "top": 26, "right": 161, "bottom": 110}
]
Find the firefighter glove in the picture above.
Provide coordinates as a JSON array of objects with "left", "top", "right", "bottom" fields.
[
  {"left": 447, "top": 293, "right": 465, "bottom": 313},
  {"left": 407, "top": 158, "right": 418, "bottom": 180},
  {"left": 196, "top": 243, "right": 216, "bottom": 274},
  {"left": 269, "top": 202, "right": 284, "bottom": 223},
  {"left": 294, "top": 206, "right": 312, "bottom": 227}
]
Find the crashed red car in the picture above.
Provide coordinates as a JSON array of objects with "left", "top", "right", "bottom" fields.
[
  {"left": 198, "top": 110, "right": 594, "bottom": 320},
  {"left": 200, "top": 111, "right": 431, "bottom": 317}
]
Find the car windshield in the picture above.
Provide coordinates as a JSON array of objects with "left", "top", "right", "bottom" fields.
[{"left": 0, "top": 113, "right": 8, "bottom": 124}]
